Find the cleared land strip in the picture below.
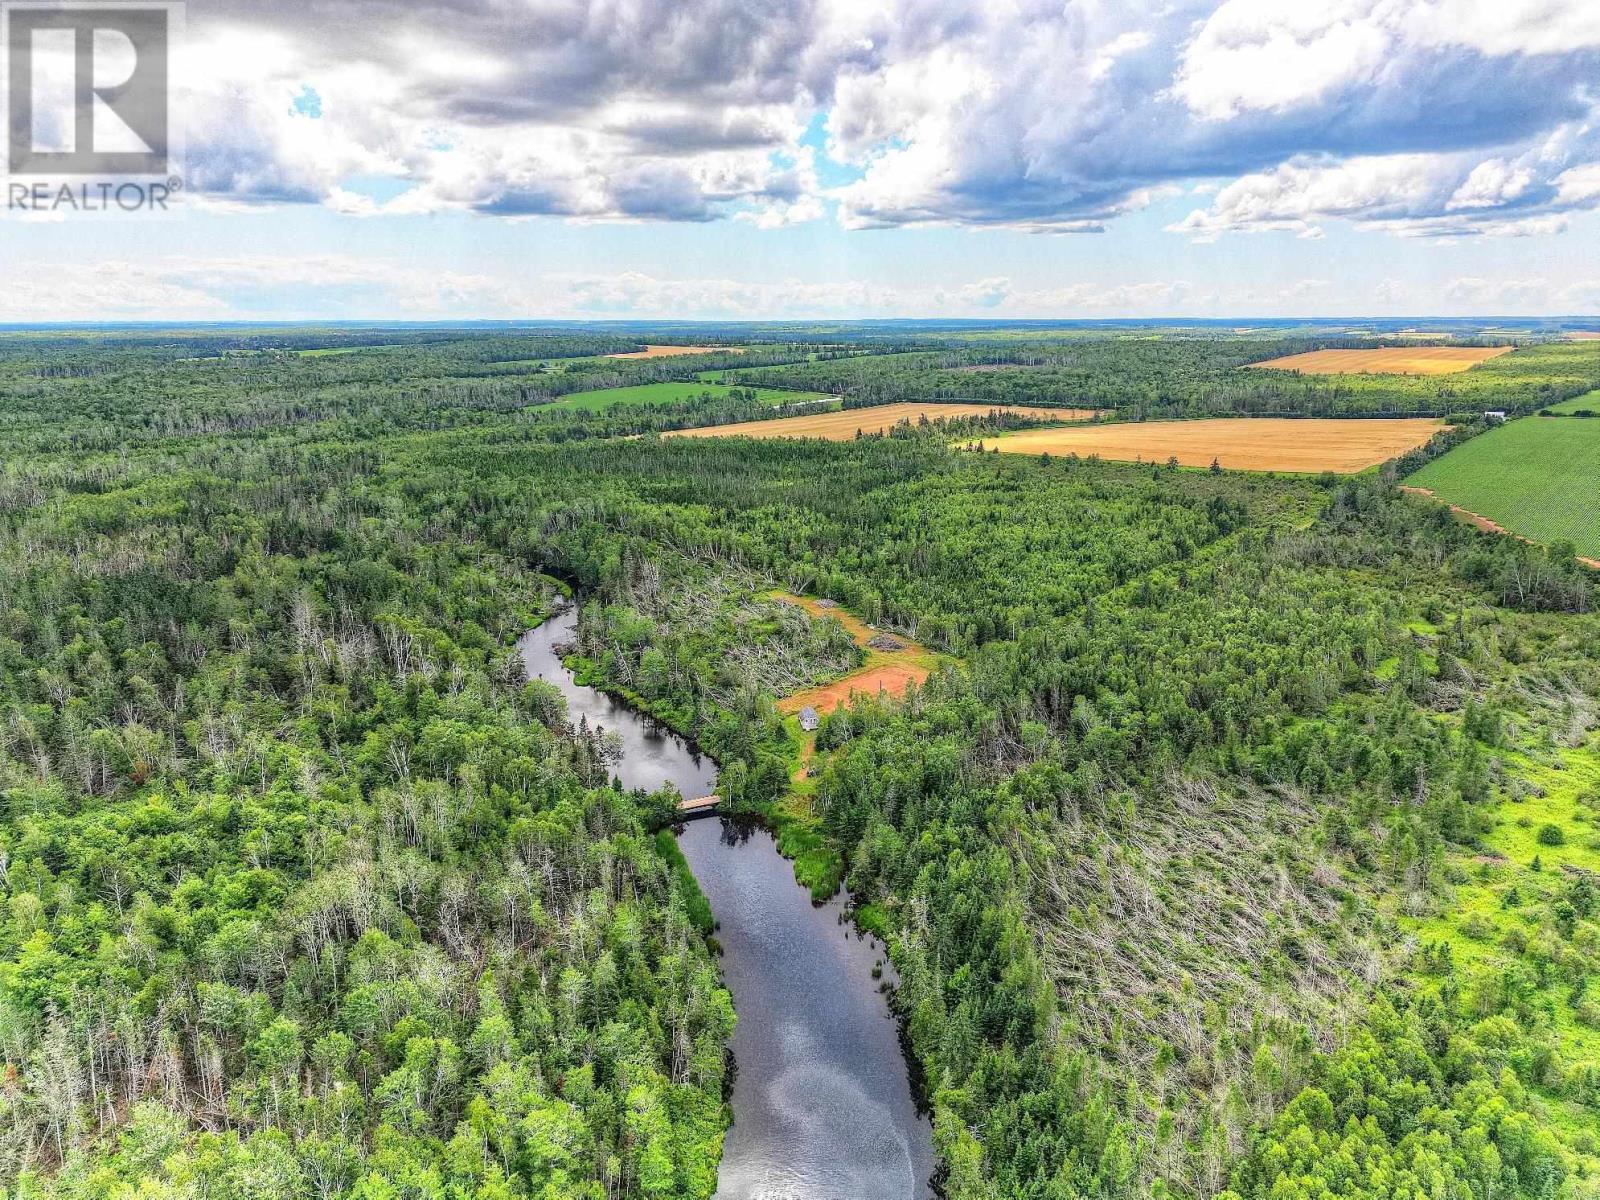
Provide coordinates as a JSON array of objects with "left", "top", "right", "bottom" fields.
[
  {"left": 987, "top": 417, "right": 1443, "bottom": 473},
  {"left": 1401, "top": 488, "right": 1600, "bottom": 570},
  {"left": 665, "top": 402, "right": 1096, "bottom": 441},
  {"left": 1406, "top": 415, "right": 1600, "bottom": 560},
  {"left": 768, "top": 592, "right": 936, "bottom": 716},
  {"left": 1246, "top": 346, "right": 1512, "bottom": 375},
  {"left": 547, "top": 381, "right": 837, "bottom": 411},
  {"left": 604, "top": 344, "right": 741, "bottom": 358}
]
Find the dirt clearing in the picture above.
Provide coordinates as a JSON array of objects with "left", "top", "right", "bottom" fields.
[
  {"left": 989, "top": 417, "right": 1444, "bottom": 473},
  {"left": 1246, "top": 346, "right": 1512, "bottom": 375},
  {"left": 665, "top": 402, "right": 1096, "bottom": 441},
  {"left": 778, "top": 664, "right": 931, "bottom": 716},
  {"left": 768, "top": 591, "right": 936, "bottom": 716},
  {"left": 604, "top": 344, "right": 741, "bottom": 359}
]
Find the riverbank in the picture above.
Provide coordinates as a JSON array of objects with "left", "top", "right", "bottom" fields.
[
  {"left": 517, "top": 606, "right": 935, "bottom": 1198},
  {"left": 555, "top": 598, "right": 856, "bottom": 901}
]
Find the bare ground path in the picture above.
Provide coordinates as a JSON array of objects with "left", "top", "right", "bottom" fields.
[
  {"left": 1401, "top": 486, "right": 1600, "bottom": 569},
  {"left": 767, "top": 592, "right": 937, "bottom": 716}
]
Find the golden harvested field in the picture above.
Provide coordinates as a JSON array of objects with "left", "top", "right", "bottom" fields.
[
  {"left": 665, "top": 402, "right": 1096, "bottom": 441},
  {"left": 604, "top": 344, "right": 738, "bottom": 359},
  {"left": 1246, "top": 346, "right": 1512, "bottom": 375},
  {"left": 989, "top": 418, "right": 1445, "bottom": 473}
]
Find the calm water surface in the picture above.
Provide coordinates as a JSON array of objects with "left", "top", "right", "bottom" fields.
[{"left": 518, "top": 609, "right": 934, "bottom": 1200}]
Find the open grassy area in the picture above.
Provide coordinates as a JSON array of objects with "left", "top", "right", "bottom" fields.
[
  {"left": 1402, "top": 739, "right": 1600, "bottom": 1167},
  {"left": 1409, "top": 416, "right": 1600, "bottom": 558},
  {"left": 1547, "top": 389, "right": 1600, "bottom": 414},
  {"left": 603, "top": 344, "right": 739, "bottom": 359},
  {"left": 296, "top": 345, "right": 388, "bottom": 357},
  {"left": 545, "top": 381, "right": 837, "bottom": 412}
]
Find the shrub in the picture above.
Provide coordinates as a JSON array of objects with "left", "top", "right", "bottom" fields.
[
  {"left": 1537, "top": 823, "right": 1567, "bottom": 847},
  {"left": 1461, "top": 912, "right": 1496, "bottom": 941}
]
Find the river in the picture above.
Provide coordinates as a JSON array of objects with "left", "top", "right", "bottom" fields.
[{"left": 518, "top": 608, "right": 935, "bottom": 1200}]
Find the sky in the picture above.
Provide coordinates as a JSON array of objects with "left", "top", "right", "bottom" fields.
[{"left": 8, "top": 0, "right": 1600, "bottom": 322}]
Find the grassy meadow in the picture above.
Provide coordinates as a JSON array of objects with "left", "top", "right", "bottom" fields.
[{"left": 1547, "top": 389, "right": 1600, "bottom": 413}]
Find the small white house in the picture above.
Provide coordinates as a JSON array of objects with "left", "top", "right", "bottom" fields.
[
  {"left": 798, "top": 706, "right": 820, "bottom": 732},
  {"left": 1484, "top": 410, "right": 1507, "bottom": 423}
]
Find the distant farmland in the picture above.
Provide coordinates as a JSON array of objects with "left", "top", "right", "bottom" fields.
[
  {"left": 1247, "top": 346, "right": 1513, "bottom": 375},
  {"left": 988, "top": 417, "right": 1443, "bottom": 473},
  {"left": 547, "top": 382, "right": 836, "bottom": 412},
  {"left": 1408, "top": 417, "right": 1600, "bottom": 559},
  {"left": 604, "top": 344, "right": 741, "bottom": 359},
  {"left": 664, "top": 402, "right": 1095, "bottom": 441}
]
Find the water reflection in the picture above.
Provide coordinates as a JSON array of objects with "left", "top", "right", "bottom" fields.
[{"left": 517, "top": 607, "right": 933, "bottom": 1200}]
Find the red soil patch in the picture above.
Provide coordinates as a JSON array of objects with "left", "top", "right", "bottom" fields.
[
  {"left": 768, "top": 591, "right": 935, "bottom": 716},
  {"left": 777, "top": 663, "right": 930, "bottom": 716}
]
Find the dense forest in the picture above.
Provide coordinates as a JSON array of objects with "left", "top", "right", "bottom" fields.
[
  {"left": 726, "top": 340, "right": 1600, "bottom": 418},
  {"left": 0, "top": 326, "right": 1596, "bottom": 1199}
]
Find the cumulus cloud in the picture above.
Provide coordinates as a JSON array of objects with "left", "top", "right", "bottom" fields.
[
  {"left": 828, "top": 0, "right": 1600, "bottom": 235},
  {"left": 176, "top": 0, "right": 834, "bottom": 223},
  {"left": 167, "top": 0, "right": 1600, "bottom": 240},
  {"left": 1166, "top": 135, "right": 1600, "bottom": 242}
]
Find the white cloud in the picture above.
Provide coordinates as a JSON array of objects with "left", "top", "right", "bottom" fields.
[
  {"left": 0, "top": 255, "right": 523, "bottom": 322},
  {"left": 1174, "top": 0, "right": 1390, "bottom": 120},
  {"left": 1175, "top": 0, "right": 1600, "bottom": 121},
  {"left": 1406, "top": 0, "right": 1600, "bottom": 56},
  {"left": 1447, "top": 159, "right": 1535, "bottom": 211},
  {"left": 177, "top": 0, "right": 833, "bottom": 221},
  {"left": 94, "top": 0, "right": 1600, "bottom": 244},
  {"left": 1169, "top": 137, "right": 1600, "bottom": 240},
  {"left": 1553, "top": 163, "right": 1600, "bottom": 206},
  {"left": 1167, "top": 154, "right": 1450, "bottom": 240},
  {"left": 1445, "top": 275, "right": 1553, "bottom": 308}
]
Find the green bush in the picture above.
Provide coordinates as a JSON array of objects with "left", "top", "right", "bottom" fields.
[{"left": 1537, "top": 823, "right": 1567, "bottom": 847}]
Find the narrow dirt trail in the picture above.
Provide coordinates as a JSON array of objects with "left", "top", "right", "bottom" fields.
[
  {"left": 1401, "top": 486, "right": 1600, "bottom": 569},
  {"left": 766, "top": 593, "right": 944, "bottom": 815}
]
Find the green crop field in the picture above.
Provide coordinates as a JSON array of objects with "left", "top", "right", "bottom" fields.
[
  {"left": 546, "top": 380, "right": 837, "bottom": 411},
  {"left": 1409, "top": 415, "right": 1600, "bottom": 557},
  {"left": 1547, "top": 388, "right": 1600, "bottom": 413}
]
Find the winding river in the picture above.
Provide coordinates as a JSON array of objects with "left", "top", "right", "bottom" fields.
[{"left": 518, "top": 609, "right": 935, "bottom": 1200}]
